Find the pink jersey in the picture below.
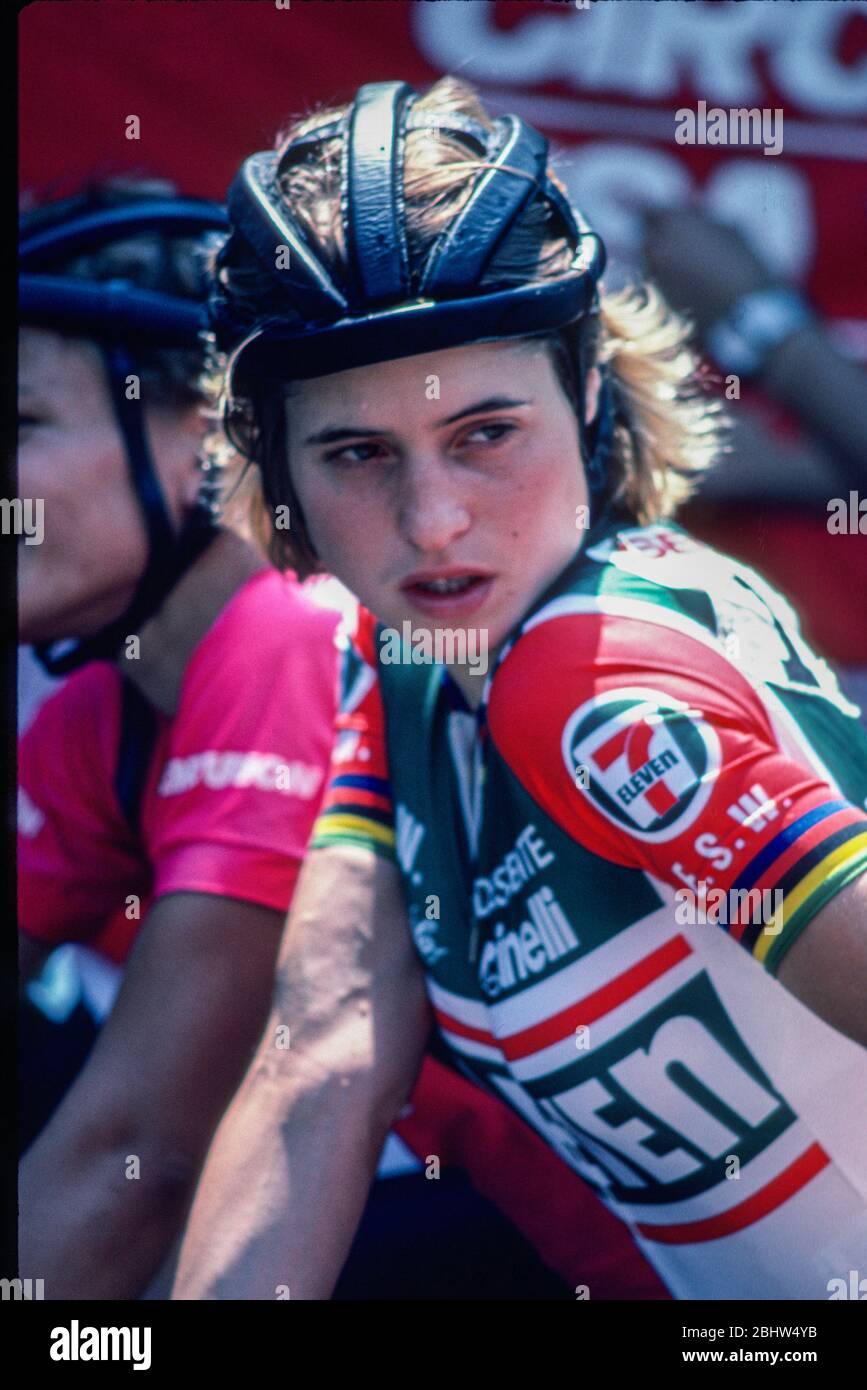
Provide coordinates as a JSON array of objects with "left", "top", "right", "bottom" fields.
[{"left": 18, "top": 569, "right": 340, "bottom": 962}]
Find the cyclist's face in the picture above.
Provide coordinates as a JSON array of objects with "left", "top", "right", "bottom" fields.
[
  {"left": 18, "top": 328, "right": 200, "bottom": 643},
  {"left": 286, "top": 339, "right": 599, "bottom": 693}
]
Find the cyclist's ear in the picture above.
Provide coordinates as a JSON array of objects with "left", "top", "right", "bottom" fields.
[{"left": 583, "top": 366, "right": 602, "bottom": 429}]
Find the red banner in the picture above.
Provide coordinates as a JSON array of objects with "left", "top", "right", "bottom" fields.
[{"left": 20, "top": 1, "right": 867, "bottom": 350}]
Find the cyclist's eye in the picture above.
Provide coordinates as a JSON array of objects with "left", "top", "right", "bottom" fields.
[
  {"left": 461, "top": 421, "right": 518, "bottom": 446},
  {"left": 325, "top": 441, "right": 387, "bottom": 466}
]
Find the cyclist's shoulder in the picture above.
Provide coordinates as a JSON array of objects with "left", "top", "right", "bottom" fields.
[
  {"left": 23, "top": 660, "right": 122, "bottom": 742},
  {"left": 551, "top": 519, "right": 776, "bottom": 620},
  {"left": 493, "top": 522, "right": 728, "bottom": 684},
  {"left": 207, "top": 567, "right": 342, "bottom": 657},
  {"left": 19, "top": 662, "right": 124, "bottom": 812},
  {"left": 493, "top": 517, "right": 817, "bottom": 694},
  {"left": 177, "top": 568, "right": 344, "bottom": 725},
  {"left": 486, "top": 521, "right": 793, "bottom": 756}
]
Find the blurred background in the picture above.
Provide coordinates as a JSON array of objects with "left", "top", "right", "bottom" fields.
[{"left": 16, "top": 0, "right": 867, "bottom": 1297}]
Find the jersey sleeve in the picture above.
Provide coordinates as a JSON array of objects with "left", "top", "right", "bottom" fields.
[
  {"left": 487, "top": 611, "right": 867, "bottom": 975},
  {"left": 18, "top": 666, "right": 151, "bottom": 949},
  {"left": 146, "top": 573, "right": 340, "bottom": 912},
  {"left": 308, "top": 603, "right": 396, "bottom": 861}
]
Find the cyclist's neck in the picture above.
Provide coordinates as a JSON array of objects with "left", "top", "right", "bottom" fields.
[{"left": 445, "top": 653, "right": 497, "bottom": 711}]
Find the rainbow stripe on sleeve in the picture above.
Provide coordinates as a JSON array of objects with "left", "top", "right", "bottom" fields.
[
  {"left": 309, "top": 771, "right": 396, "bottom": 858},
  {"left": 729, "top": 799, "right": 867, "bottom": 972}
]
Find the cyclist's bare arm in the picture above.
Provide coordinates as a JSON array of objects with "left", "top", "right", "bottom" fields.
[
  {"left": 172, "top": 843, "right": 431, "bottom": 1301},
  {"left": 776, "top": 872, "right": 867, "bottom": 1049},
  {"left": 19, "top": 891, "right": 287, "bottom": 1299}
]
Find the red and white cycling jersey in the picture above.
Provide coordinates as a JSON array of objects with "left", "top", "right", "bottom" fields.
[{"left": 312, "top": 521, "right": 867, "bottom": 1298}]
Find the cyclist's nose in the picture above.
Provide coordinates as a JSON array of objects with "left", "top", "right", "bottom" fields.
[{"left": 397, "top": 453, "right": 471, "bottom": 554}]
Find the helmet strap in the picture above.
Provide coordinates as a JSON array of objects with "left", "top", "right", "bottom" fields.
[
  {"left": 33, "top": 343, "right": 218, "bottom": 677},
  {"left": 583, "top": 369, "right": 615, "bottom": 498},
  {"left": 553, "top": 311, "right": 614, "bottom": 526}
]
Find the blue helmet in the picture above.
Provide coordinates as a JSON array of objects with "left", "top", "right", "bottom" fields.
[
  {"left": 216, "top": 81, "right": 604, "bottom": 377},
  {"left": 19, "top": 189, "right": 229, "bottom": 674},
  {"left": 212, "top": 80, "right": 613, "bottom": 502}
]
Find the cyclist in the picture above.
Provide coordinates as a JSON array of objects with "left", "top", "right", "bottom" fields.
[
  {"left": 18, "top": 178, "right": 644, "bottom": 1304},
  {"left": 17, "top": 182, "right": 341, "bottom": 1298},
  {"left": 175, "top": 78, "right": 867, "bottom": 1300}
]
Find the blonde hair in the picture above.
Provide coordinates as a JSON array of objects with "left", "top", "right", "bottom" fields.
[{"left": 212, "top": 75, "right": 725, "bottom": 573}]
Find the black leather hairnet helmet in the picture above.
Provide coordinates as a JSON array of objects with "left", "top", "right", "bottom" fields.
[
  {"left": 211, "top": 80, "right": 613, "bottom": 502},
  {"left": 19, "top": 191, "right": 229, "bottom": 674}
]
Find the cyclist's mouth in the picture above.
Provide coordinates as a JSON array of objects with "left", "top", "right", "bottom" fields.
[{"left": 400, "top": 569, "right": 495, "bottom": 617}]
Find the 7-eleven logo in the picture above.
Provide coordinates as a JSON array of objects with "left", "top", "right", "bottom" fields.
[
  {"left": 562, "top": 689, "right": 721, "bottom": 842},
  {"left": 593, "top": 716, "right": 683, "bottom": 819}
]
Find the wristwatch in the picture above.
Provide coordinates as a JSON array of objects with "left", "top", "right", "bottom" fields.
[{"left": 705, "top": 287, "right": 813, "bottom": 379}]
